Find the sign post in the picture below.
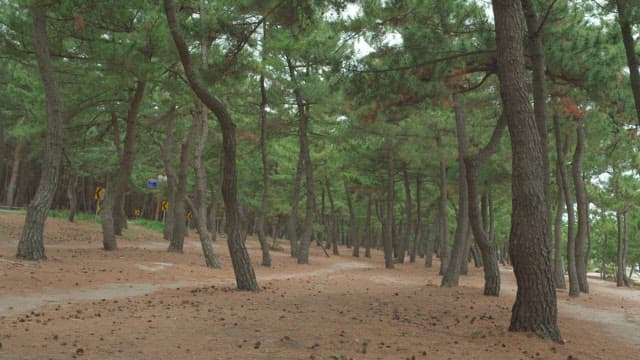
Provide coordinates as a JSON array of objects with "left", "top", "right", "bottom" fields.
[{"left": 94, "top": 186, "right": 105, "bottom": 221}]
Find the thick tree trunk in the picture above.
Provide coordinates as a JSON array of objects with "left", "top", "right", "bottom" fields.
[
  {"left": 384, "top": 133, "right": 395, "bottom": 269},
  {"left": 165, "top": 0, "right": 258, "bottom": 291},
  {"left": 492, "top": 0, "right": 561, "bottom": 341},
  {"left": 436, "top": 135, "right": 449, "bottom": 275},
  {"left": 615, "top": 0, "right": 640, "bottom": 126},
  {"left": 16, "top": 6, "right": 64, "bottom": 261},
  {"left": 571, "top": 118, "right": 589, "bottom": 293},
  {"left": 554, "top": 114, "right": 579, "bottom": 297},
  {"left": 101, "top": 184, "right": 117, "bottom": 251},
  {"left": 442, "top": 95, "right": 469, "bottom": 287},
  {"left": 521, "top": 0, "right": 552, "bottom": 250}
]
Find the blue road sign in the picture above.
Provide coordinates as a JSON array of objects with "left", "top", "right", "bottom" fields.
[{"left": 147, "top": 179, "right": 158, "bottom": 189}]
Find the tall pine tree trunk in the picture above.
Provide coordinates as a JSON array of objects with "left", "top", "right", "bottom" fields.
[
  {"left": 436, "top": 135, "right": 449, "bottom": 275},
  {"left": 257, "top": 71, "right": 272, "bottom": 266},
  {"left": 615, "top": 0, "right": 640, "bottom": 126},
  {"left": 572, "top": 118, "right": 589, "bottom": 293},
  {"left": 384, "top": 132, "right": 395, "bottom": 269},
  {"left": 492, "top": 0, "right": 561, "bottom": 341},
  {"left": 16, "top": 5, "right": 64, "bottom": 261},
  {"left": 553, "top": 166, "right": 567, "bottom": 289},
  {"left": 442, "top": 95, "right": 469, "bottom": 288},
  {"left": 165, "top": 0, "right": 258, "bottom": 291}
]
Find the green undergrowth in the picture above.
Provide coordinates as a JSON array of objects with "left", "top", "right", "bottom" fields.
[
  {"left": 129, "top": 218, "right": 165, "bottom": 233},
  {"left": 48, "top": 209, "right": 96, "bottom": 223}
]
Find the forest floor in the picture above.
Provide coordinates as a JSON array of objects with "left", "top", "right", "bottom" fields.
[{"left": 0, "top": 211, "right": 639, "bottom": 360}]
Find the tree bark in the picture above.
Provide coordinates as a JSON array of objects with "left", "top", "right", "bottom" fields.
[
  {"left": 464, "top": 113, "right": 506, "bottom": 296},
  {"left": 397, "top": 165, "right": 412, "bottom": 263},
  {"left": 436, "top": 135, "right": 449, "bottom": 275},
  {"left": 345, "top": 181, "right": 359, "bottom": 257},
  {"left": 287, "top": 152, "right": 303, "bottom": 257},
  {"left": 571, "top": 118, "right": 589, "bottom": 293},
  {"left": 411, "top": 173, "right": 422, "bottom": 263},
  {"left": 286, "top": 57, "right": 315, "bottom": 265},
  {"left": 442, "top": 95, "right": 469, "bottom": 288},
  {"left": 616, "top": 211, "right": 630, "bottom": 287},
  {"left": 5, "top": 127, "right": 24, "bottom": 207},
  {"left": 168, "top": 113, "right": 198, "bottom": 253},
  {"left": 554, "top": 114, "right": 579, "bottom": 297},
  {"left": 384, "top": 132, "right": 395, "bottom": 269},
  {"left": 615, "top": 0, "right": 640, "bottom": 126},
  {"left": 364, "top": 193, "right": 373, "bottom": 258},
  {"left": 553, "top": 164, "right": 567, "bottom": 289},
  {"left": 113, "top": 80, "right": 146, "bottom": 236},
  {"left": 164, "top": 0, "right": 259, "bottom": 291},
  {"left": 521, "top": 0, "right": 552, "bottom": 250},
  {"left": 256, "top": 71, "right": 272, "bottom": 266},
  {"left": 16, "top": 5, "right": 64, "bottom": 261},
  {"left": 492, "top": 0, "right": 561, "bottom": 341}
]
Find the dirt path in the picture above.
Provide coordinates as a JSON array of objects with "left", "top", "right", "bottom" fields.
[{"left": 2, "top": 214, "right": 640, "bottom": 359}]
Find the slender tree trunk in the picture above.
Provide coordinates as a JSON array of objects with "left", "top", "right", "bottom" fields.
[
  {"left": 101, "top": 183, "right": 117, "bottom": 251},
  {"left": 601, "top": 212, "right": 607, "bottom": 281},
  {"left": 113, "top": 80, "right": 146, "bottom": 236},
  {"left": 327, "top": 182, "right": 339, "bottom": 255},
  {"left": 616, "top": 212, "right": 627, "bottom": 286},
  {"left": 553, "top": 166, "right": 567, "bottom": 289},
  {"left": 571, "top": 118, "right": 589, "bottom": 293},
  {"left": 464, "top": 112, "right": 505, "bottom": 296},
  {"left": 615, "top": 0, "right": 640, "bottom": 126},
  {"left": 492, "top": 0, "right": 561, "bottom": 341},
  {"left": 168, "top": 113, "right": 197, "bottom": 253},
  {"left": 442, "top": 95, "right": 469, "bottom": 287},
  {"left": 161, "top": 113, "right": 178, "bottom": 241},
  {"left": 364, "top": 193, "right": 373, "bottom": 258},
  {"left": 460, "top": 225, "right": 472, "bottom": 275},
  {"left": 436, "top": 135, "right": 449, "bottom": 275},
  {"left": 16, "top": 6, "right": 64, "bottom": 260},
  {"left": 287, "top": 154, "right": 303, "bottom": 257},
  {"left": 384, "top": 132, "right": 395, "bottom": 269},
  {"left": 66, "top": 175, "right": 78, "bottom": 222},
  {"left": 397, "top": 165, "right": 412, "bottom": 263},
  {"left": 165, "top": 0, "right": 258, "bottom": 291},
  {"left": 5, "top": 139, "right": 23, "bottom": 207},
  {"left": 554, "top": 114, "right": 579, "bottom": 297},
  {"left": 256, "top": 71, "right": 272, "bottom": 266},
  {"left": 411, "top": 174, "right": 422, "bottom": 263},
  {"left": 345, "top": 181, "right": 359, "bottom": 257}
]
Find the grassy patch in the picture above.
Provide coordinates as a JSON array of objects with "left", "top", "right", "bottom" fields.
[
  {"left": 48, "top": 210, "right": 96, "bottom": 222},
  {"left": 130, "top": 218, "right": 164, "bottom": 233}
]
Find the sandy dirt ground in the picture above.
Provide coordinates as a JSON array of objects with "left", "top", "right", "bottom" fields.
[{"left": 1, "top": 211, "right": 639, "bottom": 359}]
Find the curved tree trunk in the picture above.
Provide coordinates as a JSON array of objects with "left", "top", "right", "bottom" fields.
[
  {"left": 553, "top": 167, "right": 567, "bottom": 289},
  {"left": 113, "top": 80, "right": 146, "bottom": 236},
  {"left": 554, "top": 114, "right": 579, "bottom": 297},
  {"left": 442, "top": 95, "right": 469, "bottom": 288},
  {"left": 164, "top": 0, "right": 258, "bottom": 291},
  {"left": 615, "top": 0, "right": 640, "bottom": 126},
  {"left": 16, "top": 6, "right": 64, "bottom": 261},
  {"left": 286, "top": 56, "right": 315, "bottom": 265},
  {"left": 492, "top": 0, "right": 561, "bottom": 341},
  {"left": 571, "top": 118, "right": 589, "bottom": 293}
]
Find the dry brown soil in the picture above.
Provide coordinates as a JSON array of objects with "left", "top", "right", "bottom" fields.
[{"left": 1, "top": 211, "right": 639, "bottom": 359}]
